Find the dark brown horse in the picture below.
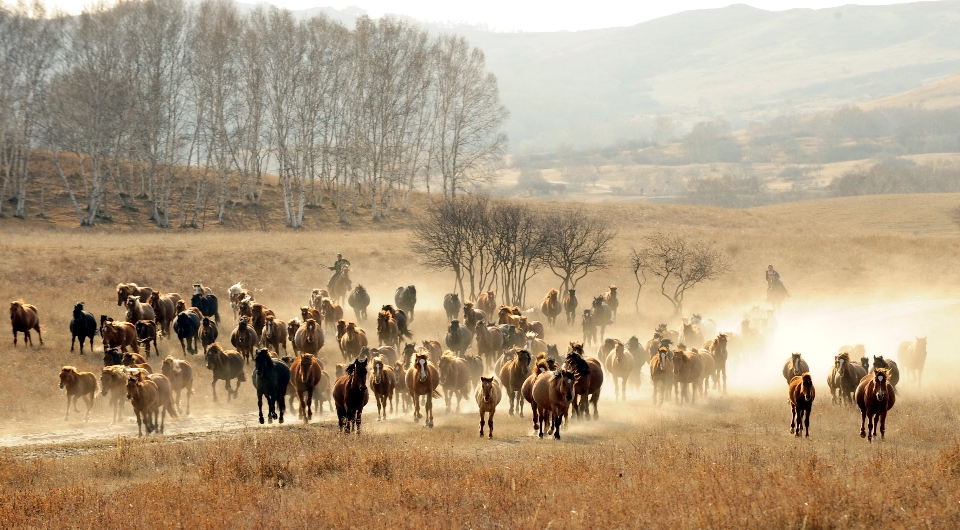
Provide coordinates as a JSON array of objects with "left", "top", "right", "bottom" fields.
[
  {"left": 581, "top": 309, "right": 597, "bottom": 347},
  {"left": 250, "top": 303, "right": 275, "bottom": 341},
  {"left": 394, "top": 285, "right": 417, "bottom": 322},
  {"left": 898, "top": 338, "right": 927, "bottom": 387},
  {"left": 563, "top": 289, "right": 578, "bottom": 326},
  {"left": 135, "top": 320, "right": 159, "bottom": 357},
  {"left": 377, "top": 310, "right": 400, "bottom": 350},
  {"left": 231, "top": 317, "right": 259, "bottom": 363},
  {"left": 101, "top": 320, "right": 139, "bottom": 353},
  {"left": 531, "top": 369, "right": 577, "bottom": 439},
  {"left": 565, "top": 343, "right": 603, "bottom": 420},
  {"left": 872, "top": 356, "right": 899, "bottom": 387},
  {"left": 673, "top": 349, "right": 703, "bottom": 404},
  {"left": 370, "top": 355, "right": 396, "bottom": 420},
  {"left": 10, "top": 300, "right": 42, "bottom": 347},
  {"left": 832, "top": 351, "right": 867, "bottom": 406},
  {"left": 603, "top": 286, "right": 619, "bottom": 323},
  {"left": 339, "top": 321, "right": 367, "bottom": 361},
  {"left": 204, "top": 343, "right": 245, "bottom": 402},
  {"left": 295, "top": 318, "right": 325, "bottom": 357},
  {"left": 649, "top": 347, "right": 674, "bottom": 406},
  {"left": 262, "top": 315, "right": 287, "bottom": 356},
  {"left": 290, "top": 353, "right": 323, "bottom": 422},
  {"left": 788, "top": 373, "right": 815, "bottom": 437},
  {"left": 405, "top": 351, "right": 441, "bottom": 428},
  {"left": 462, "top": 301, "right": 486, "bottom": 331},
  {"left": 475, "top": 321, "right": 505, "bottom": 370},
  {"left": 704, "top": 333, "right": 728, "bottom": 393},
  {"left": 333, "top": 356, "right": 370, "bottom": 433},
  {"left": 199, "top": 317, "right": 219, "bottom": 354},
  {"left": 856, "top": 368, "right": 896, "bottom": 441},
  {"left": 147, "top": 292, "right": 178, "bottom": 337}
]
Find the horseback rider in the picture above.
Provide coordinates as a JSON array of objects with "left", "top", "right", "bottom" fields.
[
  {"left": 327, "top": 253, "right": 352, "bottom": 291},
  {"left": 766, "top": 265, "right": 789, "bottom": 298}
]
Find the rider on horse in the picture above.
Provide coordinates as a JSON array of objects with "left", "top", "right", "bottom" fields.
[
  {"left": 766, "top": 265, "right": 789, "bottom": 299},
  {"left": 328, "top": 253, "right": 351, "bottom": 291}
]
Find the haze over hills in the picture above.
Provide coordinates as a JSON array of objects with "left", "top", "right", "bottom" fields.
[{"left": 248, "top": 1, "right": 960, "bottom": 151}]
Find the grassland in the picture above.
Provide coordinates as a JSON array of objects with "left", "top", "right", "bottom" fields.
[{"left": 1, "top": 194, "right": 960, "bottom": 527}]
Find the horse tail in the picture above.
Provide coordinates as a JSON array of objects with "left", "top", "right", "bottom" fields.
[
  {"left": 401, "top": 327, "right": 414, "bottom": 339},
  {"left": 165, "top": 398, "right": 179, "bottom": 419},
  {"left": 432, "top": 388, "right": 442, "bottom": 398}
]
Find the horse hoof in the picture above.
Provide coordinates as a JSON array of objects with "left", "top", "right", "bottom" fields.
[
  {"left": 860, "top": 431, "right": 866, "bottom": 438},
  {"left": 790, "top": 428, "right": 795, "bottom": 434},
  {"left": 259, "top": 417, "right": 265, "bottom": 424},
  {"left": 488, "top": 434, "right": 493, "bottom": 439},
  {"left": 538, "top": 432, "right": 544, "bottom": 439},
  {"left": 554, "top": 433, "right": 561, "bottom": 440}
]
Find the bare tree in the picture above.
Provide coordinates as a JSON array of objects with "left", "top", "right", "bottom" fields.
[
  {"left": 489, "top": 201, "right": 550, "bottom": 306},
  {"left": 543, "top": 206, "right": 616, "bottom": 295},
  {"left": 631, "top": 232, "right": 730, "bottom": 316}
]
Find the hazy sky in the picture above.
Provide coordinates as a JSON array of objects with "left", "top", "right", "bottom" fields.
[{"left": 40, "top": 0, "right": 920, "bottom": 31}]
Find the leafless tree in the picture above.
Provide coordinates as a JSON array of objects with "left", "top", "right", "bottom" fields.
[
  {"left": 489, "top": 201, "right": 550, "bottom": 306},
  {"left": 631, "top": 232, "right": 730, "bottom": 316},
  {"left": 543, "top": 205, "right": 616, "bottom": 295}
]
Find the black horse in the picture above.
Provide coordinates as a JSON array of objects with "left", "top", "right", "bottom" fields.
[
  {"left": 445, "top": 319, "right": 473, "bottom": 357},
  {"left": 174, "top": 310, "right": 202, "bottom": 355},
  {"left": 334, "top": 356, "right": 370, "bottom": 434},
  {"left": 348, "top": 285, "right": 371, "bottom": 322},
  {"left": 253, "top": 348, "right": 290, "bottom": 424},
  {"left": 443, "top": 293, "right": 461, "bottom": 322},
  {"left": 70, "top": 302, "right": 98, "bottom": 355},
  {"left": 191, "top": 284, "right": 221, "bottom": 323},
  {"left": 394, "top": 285, "right": 417, "bottom": 322}
]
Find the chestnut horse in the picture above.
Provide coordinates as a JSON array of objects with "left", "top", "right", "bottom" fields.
[
  {"left": 477, "top": 290, "right": 497, "bottom": 319},
  {"left": 295, "top": 318, "right": 325, "bottom": 357},
  {"left": 125, "top": 371, "right": 159, "bottom": 436},
  {"left": 872, "top": 356, "right": 899, "bottom": 387},
  {"left": 59, "top": 366, "right": 97, "bottom": 421},
  {"left": 204, "top": 343, "right": 246, "bottom": 402},
  {"left": 250, "top": 303, "right": 275, "bottom": 341},
  {"left": 101, "top": 320, "right": 139, "bottom": 353},
  {"left": 117, "top": 283, "right": 153, "bottom": 306},
  {"left": 161, "top": 356, "right": 193, "bottom": 416},
  {"left": 703, "top": 334, "right": 728, "bottom": 393},
  {"left": 101, "top": 365, "right": 141, "bottom": 423},
  {"left": 603, "top": 286, "right": 619, "bottom": 323},
  {"left": 563, "top": 289, "right": 578, "bottom": 326},
  {"left": 231, "top": 317, "right": 259, "bottom": 363},
  {"left": 498, "top": 348, "right": 532, "bottom": 417},
  {"left": 290, "top": 353, "right": 323, "bottom": 422},
  {"left": 333, "top": 356, "right": 370, "bottom": 433},
  {"left": 406, "top": 352, "right": 441, "bottom": 428},
  {"left": 649, "top": 347, "right": 674, "bottom": 406},
  {"left": 541, "top": 289, "right": 562, "bottom": 327},
  {"left": 438, "top": 351, "right": 472, "bottom": 413},
  {"left": 462, "top": 301, "right": 486, "bottom": 331},
  {"left": 898, "top": 337, "right": 927, "bottom": 387},
  {"left": 10, "top": 300, "right": 42, "bottom": 347},
  {"left": 370, "top": 355, "right": 396, "bottom": 420},
  {"left": 789, "top": 373, "right": 816, "bottom": 437},
  {"left": 532, "top": 369, "right": 577, "bottom": 439},
  {"left": 147, "top": 292, "right": 178, "bottom": 337},
  {"left": 673, "top": 349, "right": 703, "bottom": 404},
  {"left": 856, "top": 368, "right": 896, "bottom": 441},
  {"left": 475, "top": 321, "right": 505, "bottom": 370},
  {"left": 262, "top": 315, "right": 287, "bottom": 356},
  {"left": 565, "top": 343, "right": 603, "bottom": 420},
  {"left": 377, "top": 311, "right": 400, "bottom": 350},
  {"left": 339, "top": 321, "right": 368, "bottom": 361},
  {"left": 475, "top": 376, "right": 502, "bottom": 438},
  {"left": 126, "top": 295, "right": 155, "bottom": 324}
]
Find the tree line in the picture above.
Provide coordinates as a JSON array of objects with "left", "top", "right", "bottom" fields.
[{"left": 0, "top": 0, "right": 508, "bottom": 226}]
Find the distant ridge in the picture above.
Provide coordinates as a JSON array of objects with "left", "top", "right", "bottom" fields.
[{"left": 862, "top": 71, "right": 960, "bottom": 110}]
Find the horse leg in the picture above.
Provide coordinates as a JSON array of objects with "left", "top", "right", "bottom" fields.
[
  {"left": 306, "top": 388, "right": 315, "bottom": 420},
  {"left": 479, "top": 411, "right": 485, "bottom": 437},
  {"left": 553, "top": 411, "right": 562, "bottom": 440},
  {"left": 412, "top": 391, "right": 421, "bottom": 422},
  {"left": 278, "top": 394, "right": 285, "bottom": 424},
  {"left": 268, "top": 395, "right": 277, "bottom": 424},
  {"left": 258, "top": 392, "right": 265, "bottom": 424},
  {"left": 488, "top": 409, "right": 495, "bottom": 439},
  {"left": 538, "top": 407, "right": 545, "bottom": 438},
  {"left": 804, "top": 407, "right": 811, "bottom": 438},
  {"left": 508, "top": 389, "right": 515, "bottom": 416},
  {"left": 790, "top": 404, "right": 796, "bottom": 434},
  {"left": 64, "top": 394, "right": 72, "bottom": 421},
  {"left": 84, "top": 393, "right": 94, "bottom": 421},
  {"left": 355, "top": 408, "right": 363, "bottom": 434},
  {"left": 377, "top": 393, "right": 384, "bottom": 421},
  {"left": 879, "top": 411, "right": 886, "bottom": 440},
  {"left": 592, "top": 393, "right": 600, "bottom": 420},
  {"left": 136, "top": 410, "right": 144, "bottom": 437},
  {"left": 426, "top": 392, "right": 434, "bottom": 428},
  {"left": 860, "top": 410, "right": 867, "bottom": 438},
  {"left": 518, "top": 391, "right": 525, "bottom": 418},
  {"left": 71, "top": 334, "right": 77, "bottom": 352}
]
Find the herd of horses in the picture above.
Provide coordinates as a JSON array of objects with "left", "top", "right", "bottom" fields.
[{"left": 8, "top": 279, "right": 931, "bottom": 442}]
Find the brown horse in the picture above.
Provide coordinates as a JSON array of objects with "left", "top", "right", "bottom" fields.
[
  {"left": 101, "top": 365, "right": 141, "bottom": 423},
  {"left": 789, "top": 373, "right": 816, "bottom": 437},
  {"left": 421, "top": 340, "right": 442, "bottom": 359},
  {"left": 135, "top": 320, "right": 159, "bottom": 357},
  {"left": 603, "top": 285, "right": 619, "bottom": 322},
  {"left": 475, "top": 376, "right": 502, "bottom": 438},
  {"left": 125, "top": 295, "right": 156, "bottom": 323},
  {"left": 204, "top": 343, "right": 246, "bottom": 402},
  {"left": 121, "top": 351, "right": 149, "bottom": 368},
  {"left": 329, "top": 264, "right": 351, "bottom": 305},
  {"left": 475, "top": 321, "right": 505, "bottom": 370},
  {"left": 498, "top": 306, "right": 522, "bottom": 327},
  {"left": 333, "top": 356, "right": 370, "bottom": 433},
  {"left": 116, "top": 283, "right": 153, "bottom": 306},
  {"left": 898, "top": 337, "right": 927, "bottom": 387},
  {"left": 394, "top": 359, "right": 410, "bottom": 412},
  {"left": 291, "top": 353, "right": 323, "bottom": 422},
  {"left": 477, "top": 290, "right": 497, "bottom": 319},
  {"left": 406, "top": 352, "right": 441, "bottom": 428},
  {"left": 370, "top": 355, "right": 396, "bottom": 420},
  {"left": 565, "top": 343, "right": 603, "bottom": 420},
  {"left": 147, "top": 292, "right": 178, "bottom": 337},
  {"left": 250, "top": 303, "right": 275, "bottom": 341},
  {"left": 10, "top": 300, "right": 42, "bottom": 347},
  {"left": 301, "top": 305, "right": 322, "bottom": 324},
  {"left": 321, "top": 299, "right": 344, "bottom": 331},
  {"left": 856, "top": 368, "right": 896, "bottom": 441},
  {"left": 782, "top": 353, "right": 810, "bottom": 382},
  {"left": 146, "top": 373, "right": 178, "bottom": 434},
  {"left": 532, "top": 369, "right": 577, "bottom": 439},
  {"left": 518, "top": 316, "right": 545, "bottom": 342},
  {"left": 377, "top": 311, "right": 400, "bottom": 350},
  {"left": 462, "top": 301, "right": 486, "bottom": 331},
  {"left": 199, "top": 317, "right": 219, "bottom": 354},
  {"left": 59, "top": 366, "right": 97, "bottom": 421},
  {"left": 498, "top": 348, "right": 532, "bottom": 417},
  {"left": 832, "top": 351, "right": 867, "bottom": 406},
  {"left": 231, "top": 317, "right": 259, "bottom": 363},
  {"left": 287, "top": 319, "right": 301, "bottom": 356},
  {"left": 602, "top": 339, "right": 634, "bottom": 401},
  {"left": 161, "top": 356, "right": 193, "bottom": 416},
  {"left": 694, "top": 350, "right": 715, "bottom": 397},
  {"left": 680, "top": 318, "right": 703, "bottom": 349},
  {"left": 438, "top": 351, "right": 472, "bottom": 413},
  {"left": 339, "top": 321, "right": 368, "bottom": 361},
  {"left": 294, "top": 318, "right": 324, "bottom": 357},
  {"left": 649, "top": 347, "right": 674, "bottom": 406},
  {"left": 563, "top": 289, "right": 578, "bottom": 326},
  {"left": 228, "top": 282, "right": 251, "bottom": 321},
  {"left": 541, "top": 289, "right": 562, "bottom": 326},
  {"left": 673, "top": 349, "right": 703, "bottom": 404},
  {"left": 125, "top": 371, "right": 159, "bottom": 436},
  {"left": 101, "top": 320, "right": 139, "bottom": 353},
  {"left": 262, "top": 316, "right": 287, "bottom": 356},
  {"left": 703, "top": 334, "right": 728, "bottom": 393},
  {"left": 310, "top": 289, "right": 328, "bottom": 312},
  {"left": 872, "top": 356, "right": 900, "bottom": 387}
]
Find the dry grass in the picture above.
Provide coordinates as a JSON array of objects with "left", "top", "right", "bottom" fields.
[{"left": 1, "top": 195, "right": 960, "bottom": 527}]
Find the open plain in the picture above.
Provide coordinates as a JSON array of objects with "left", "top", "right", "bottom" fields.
[{"left": 1, "top": 194, "right": 960, "bottom": 528}]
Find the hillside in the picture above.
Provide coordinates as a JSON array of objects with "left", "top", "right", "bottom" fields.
[{"left": 863, "top": 70, "right": 960, "bottom": 110}]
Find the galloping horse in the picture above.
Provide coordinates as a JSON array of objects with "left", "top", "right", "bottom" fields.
[
  {"left": 348, "top": 284, "right": 370, "bottom": 322},
  {"left": 438, "top": 352, "right": 472, "bottom": 413},
  {"left": 498, "top": 348, "right": 532, "bottom": 417},
  {"left": 333, "top": 357, "right": 371, "bottom": 434},
  {"left": 649, "top": 347, "right": 674, "bottom": 406},
  {"left": 329, "top": 264, "right": 352, "bottom": 305},
  {"left": 898, "top": 338, "right": 927, "bottom": 387},
  {"left": 541, "top": 289, "right": 562, "bottom": 326},
  {"left": 856, "top": 368, "right": 896, "bottom": 442},
  {"left": 767, "top": 279, "right": 787, "bottom": 311},
  {"left": 369, "top": 355, "right": 396, "bottom": 420},
  {"left": 10, "top": 300, "right": 42, "bottom": 347},
  {"left": 59, "top": 366, "right": 97, "bottom": 421},
  {"left": 704, "top": 333, "right": 728, "bottom": 393},
  {"left": 563, "top": 290, "right": 578, "bottom": 326},
  {"left": 565, "top": 343, "right": 603, "bottom": 420},
  {"left": 475, "top": 377, "right": 502, "bottom": 438},
  {"left": 253, "top": 349, "right": 290, "bottom": 425},
  {"left": 789, "top": 373, "right": 815, "bottom": 437},
  {"left": 405, "top": 352, "right": 441, "bottom": 428},
  {"left": 782, "top": 353, "right": 809, "bottom": 383},
  {"left": 531, "top": 369, "right": 577, "bottom": 440},
  {"left": 394, "top": 285, "right": 417, "bottom": 322}
]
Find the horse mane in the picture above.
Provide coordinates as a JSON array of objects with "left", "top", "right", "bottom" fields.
[
  {"left": 837, "top": 351, "right": 850, "bottom": 362},
  {"left": 415, "top": 351, "right": 431, "bottom": 361},
  {"left": 207, "top": 342, "right": 224, "bottom": 355},
  {"left": 801, "top": 373, "right": 813, "bottom": 385},
  {"left": 61, "top": 366, "right": 78, "bottom": 374},
  {"left": 565, "top": 351, "right": 590, "bottom": 374},
  {"left": 103, "top": 365, "right": 128, "bottom": 377},
  {"left": 440, "top": 351, "right": 457, "bottom": 362}
]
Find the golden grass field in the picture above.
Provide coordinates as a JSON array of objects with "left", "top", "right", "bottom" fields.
[{"left": 2, "top": 193, "right": 960, "bottom": 527}]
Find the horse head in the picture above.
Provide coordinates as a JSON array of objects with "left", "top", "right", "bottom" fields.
[
  {"left": 480, "top": 376, "right": 495, "bottom": 402},
  {"left": 59, "top": 366, "right": 76, "bottom": 389},
  {"left": 800, "top": 373, "right": 814, "bottom": 402},
  {"left": 352, "top": 356, "right": 369, "bottom": 391},
  {"left": 372, "top": 356, "right": 385, "bottom": 384},
  {"left": 791, "top": 353, "right": 803, "bottom": 376},
  {"left": 873, "top": 368, "right": 889, "bottom": 402},
  {"left": 255, "top": 348, "right": 273, "bottom": 373},
  {"left": 73, "top": 302, "right": 85, "bottom": 319},
  {"left": 517, "top": 349, "right": 532, "bottom": 373},
  {"left": 415, "top": 353, "right": 430, "bottom": 383},
  {"left": 557, "top": 369, "right": 577, "bottom": 403}
]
